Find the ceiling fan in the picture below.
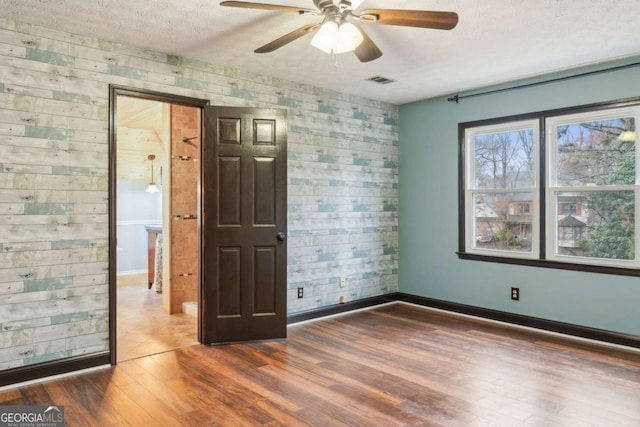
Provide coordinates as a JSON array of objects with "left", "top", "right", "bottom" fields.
[{"left": 220, "top": 0, "right": 458, "bottom": 62}]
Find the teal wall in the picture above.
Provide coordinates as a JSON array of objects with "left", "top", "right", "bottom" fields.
[{"left": 398, "top": 58, "right": 640, "bottom": 336}]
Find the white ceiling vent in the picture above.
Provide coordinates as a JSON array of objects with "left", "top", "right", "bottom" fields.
[{"left": 366, "top": 76, "right": 396, "bottom": 85}]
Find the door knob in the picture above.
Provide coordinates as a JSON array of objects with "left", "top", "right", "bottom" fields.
[{"left": 276, "top": 232, "right": 286, "bottom": 242}]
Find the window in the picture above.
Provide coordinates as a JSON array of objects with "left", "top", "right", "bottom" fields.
[
  {"left": 459, "top": 98, "right": 640, "bottom": 274},
  {"left": 547, "top": 108, "right": 637, "bottom": 266},
  {"left": 464, "top": 120, "right": 540, "bottom": 257},
  {"left": 561, "top": 202, "right": 578, "bottom": 215}
]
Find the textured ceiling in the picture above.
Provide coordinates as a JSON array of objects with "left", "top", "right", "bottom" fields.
[{"left": 1, "top": 0, "right": 639, "bottom": 104}]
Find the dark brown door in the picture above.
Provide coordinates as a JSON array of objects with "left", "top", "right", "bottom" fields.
[{"left": 201, "top": 107, "right": 287, "bottom": 344}]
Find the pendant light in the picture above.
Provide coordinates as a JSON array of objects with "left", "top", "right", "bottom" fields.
[{"left": 145, "top": 154, "right": 160, "bottom": 194}]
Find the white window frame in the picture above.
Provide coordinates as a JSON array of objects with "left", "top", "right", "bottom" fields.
[
  {"left": 545, "top": 106, "right": 640, "bottom": 268},
  {"left": 460, "top": 98, "right": 640, "bottom": 275},
  {"left": 464, "top": 119, "right": 540, "bottom": 259}
]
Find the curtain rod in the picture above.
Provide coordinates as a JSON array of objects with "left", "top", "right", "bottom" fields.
[{"left": 447, "top": 61, "right": 640, "bottom": 104}]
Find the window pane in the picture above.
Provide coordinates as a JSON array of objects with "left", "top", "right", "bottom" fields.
[
  {"left": 555, "top": 117, "right": 635, "bottom": 186},
  {"left": 473, "top": 192, "right": 533, "bottom": 252},
  {"left": 473, "top": 129, "right": 535, "bottom": 189},
  {"left": 555, "top": 191, "right": 635, "bottom": 260}
]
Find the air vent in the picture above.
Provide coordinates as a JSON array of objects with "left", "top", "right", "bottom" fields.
[{"left": 366, "top": 76, "right": 396, "bottom": 85}]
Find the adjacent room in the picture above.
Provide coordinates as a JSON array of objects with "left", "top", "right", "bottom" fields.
[
  {"left": 115, "top": 96, "right": 199, "bottom": 361},
  {"left": 0, "top": 0, "right": 639, "bottom": 425}
]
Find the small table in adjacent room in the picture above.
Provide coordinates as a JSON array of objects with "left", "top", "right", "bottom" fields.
[{"left": 145, "top": 225, "right": 163, "bottom": 290}]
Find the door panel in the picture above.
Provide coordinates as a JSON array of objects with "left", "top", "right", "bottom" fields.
[
  {"left": 218, "top": 247, "right": 242, "bottom": 317},
  {"left": 202, "top": 107, "right": 287, "bottom": 343},
  {"left": 254, "top": 246, "right": 276, "bottom": 314},
  {"left": 218, "top": 156, "right": 241, "bottom": 226},
  {"left": 254, "top": 157, "right": 276, "bottom": 225}
]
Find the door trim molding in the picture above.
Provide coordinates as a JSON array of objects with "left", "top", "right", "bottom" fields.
[{"left": 109, "top": 85, "right": 210, "bottom": 365}]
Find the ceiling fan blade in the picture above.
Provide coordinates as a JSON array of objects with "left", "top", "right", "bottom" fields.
[
  {"left": 220, "top": 1, "right": 316, "bottom": 14},
  {"left": 255, "top": 23, "right": 320, "bottom": 53},
  {"left": 359, "top": 9, "right": 458, "bottom": 30},
  {"left": 353, "top": 25, "right": 382, "bottom": 62}
]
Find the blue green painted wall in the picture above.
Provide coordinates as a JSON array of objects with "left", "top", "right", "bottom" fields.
[{"left": 399, "top": 58, "right": 640, "bottom": 336}]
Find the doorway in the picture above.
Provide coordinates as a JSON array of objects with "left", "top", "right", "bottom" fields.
[
  {"left": 109, "top": 87, "right": 209, "bottom": 363},
  {"left": 109, "top": 86, "right": 289, "bottom": 364}
]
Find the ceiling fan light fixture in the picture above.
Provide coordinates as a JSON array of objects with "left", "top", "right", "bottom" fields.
[
  {"left": 336, "top": 22, "right": 363, "bottom": 53},
  {"left": 310, "top": 20, "right": 363, "bottom": 54},
  {"left": 310, "top": 21, "right": 340, "bottom": 53}
]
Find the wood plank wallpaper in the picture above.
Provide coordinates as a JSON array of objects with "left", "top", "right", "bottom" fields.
[{"left": 0, "top": 17, "right": 398, "bottom": 371}]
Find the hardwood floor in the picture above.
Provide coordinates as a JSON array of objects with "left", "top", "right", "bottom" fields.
[
  {"left": 2, "top": 303, "right": 639, "bottom": 426},
  {"left": 117, "top": 274, "right": 197, "bottom": 362}
]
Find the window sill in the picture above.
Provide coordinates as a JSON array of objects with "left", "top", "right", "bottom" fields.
[{"left": 457, "top": 251, "right": 640, "bottom": 277}]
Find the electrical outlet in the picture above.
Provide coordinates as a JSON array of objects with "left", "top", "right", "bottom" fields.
[
  {"left": 511, "top": 287, "right": 520, "bottom": 301},
  {"left": 297, "top": 287, "right": 304, "bottom": 299},
  {"left": 339, "top": 277, "right": 346, "bottom": 288}
]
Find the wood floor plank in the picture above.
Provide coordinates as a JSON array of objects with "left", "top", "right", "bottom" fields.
[
  {"left": 1, "top": 303, "right": 639, "bottom": 426},
  {"left": 169, "top": 346, "right": 310, "bottom": 425},
  {"left": 115, "top": 379, "right": 190, "bottom": 426},
  {"left": 294, "top": 327, "right": 472, "bottom": 401},
  {"left": 186, "top": 348, "right": 306, "bottom": 413},
  {"left": 0, "top": 388, "right": 21, "bottom": 404},
  {"left": 75, "top": 369, "right": 159, "bottom": 426},
  {"left": 167, "top": 375, "right": 265, "bottom": 426},
  {"left": 43, "top": 378, "right": 114, "bottom": 426},
  {"left": 185, "top": 356, "right": 305, "bottom": 414},
  {"left": 269, "top": 345, "right": 406, "bottom": 407},
  {"left": 292, "top": 406, "right": 354, "bottom": 427}
]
